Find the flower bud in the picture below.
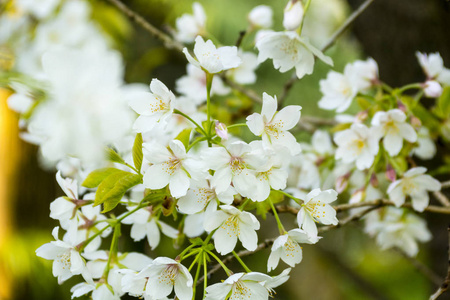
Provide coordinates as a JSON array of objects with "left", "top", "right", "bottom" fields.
[
  {"left": 423, "top": 80, "right": 442, "bottom": 98},
  {"left": 385, "top": 164, "right": 396, "bottom": 182},
  {"left": 397, "top": 101, "right": 407, "bottom": 113},
  {"left": 335, "top": 172, "right": 351, "bottom": 193},
  {"left": 248, "top": 5, "right": 273, "bottom": 29},
  {"left": 370, "top": 173, "right": 379, "bottom": 188},
  {"left": 283, "top": 0, "right": 304, "bottom": 31},
  {"left": 349, "top": 188, "right": 365, "bottom": 204},
  {"left": 215, "top": 121, "right": 228, "bottom": 140},
  {"left": 355, "top": 110, "right": 369, "bottom": 123},
  {"left": 410, "top": 116, "right": 422, "bottom": 129}
]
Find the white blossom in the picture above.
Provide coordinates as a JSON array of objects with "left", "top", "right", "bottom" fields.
[
  {"left": 387, "top": 167, "right": 441, "bottom": 212},
  {"left": 256, "top": 31, "right": 333, "bottom": 79},
  {"left": 204, "top": 205, "right": 260, "bottom": 255},
  {"left": 205, "top": 272, "right": 271, "bottom": 300},
  {"left": 371, "top": 109, "right": 417, "bottom": 157},
  {"left": 283, "top": 0, "right": 304, "bottom": 31},
  {"left": 297, "top": 189, "right": 338, "bottom": 237},
  {"left": 423, "top": 80, "right": 443, "bottom": 98},
  {"left": 183, "top": 36, "right": 241, "bottom": 74},
  {"left": 412, "top": 127, "right": 436, "bottom": 160},
  {"left": 248, "top": 5, "right": 273, "bottom": 29},
  {"left": 174, "top": 2, "right": 206, "bottom": 43},
  {"left": 416, "top": 52, "right": 450, "bottom": 85}
]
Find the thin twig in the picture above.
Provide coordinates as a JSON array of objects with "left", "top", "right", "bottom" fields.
[
  {"left": 277, "top": 0, "right": 376, "bottom": 105},
  {"left": 235, "top": 30, "right": 246, "bottom": 48},
  {"left": 429, "top": 226, "right": 450, "bottom": 299},
  {"left": 104, "top": 0, "right": 184, "bottom": 52},
  {"left": 276, "top": 199, "right": 450, "bottom": 215},
  {"left": 441, "top": 181, "right": 450, "bottom": 189},
  {"left": 393, "top": 247, "right": 442, "bottom": 286},
  {"left": 433, "top": 191, "right": 450, "bottom": 207}
]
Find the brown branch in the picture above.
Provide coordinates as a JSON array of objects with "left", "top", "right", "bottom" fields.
[
  {"left": 104, "top": 0, "right": 184, "bottom": 52},
  {"left": 235, "top": 30, "right": 246, "bottom": 48},
  {"left": 276, "top": 199, "right": 450, "bottom": 215},
  {"left": 429, "top": 226, "right": 450, "bottom": 300},
  {"left": 433, "top": 191, "right": 450, "bottom": 207},
  {"left": 277, "top": 0, "right": 376, "bottom": 106},
  {"left": 441, "top": 181, "right": 450, "bottom": 189}
]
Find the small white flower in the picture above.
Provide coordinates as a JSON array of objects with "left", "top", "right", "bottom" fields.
[
  {"left": 183, "top": 36, "right": 241, "bottom": 74},
  {"left": 371, "top": 109, "right": 417, "bottom": 157},
  {"left": 205, "top": 272, "right": 271, "bottom": 300},
  {"left": 174, "top": 2, "right": 206, "bottom": 43},
  {"left": 416, "top": 52, "right": 450, "bottom": 85},
  {"left": 121, "top": 207, "right": 179, "bottom": 250},
  {"left": 36, "top": 227, "right": 93, "bottom": 285},
  {"left": 412, "top": 127, "right": 436, "bottom": 160},
  {"left": 387, "top": 167, "right": 441, "bottom": 212},
  {"left": 204, "top": 205, "right": 260, "bottom": 255},
  {"left": 256, "top": 31, "right": 333, "bottom": 79},
  {"left": 423, "top": 80, "right": 442, "bottom": 98},
  {"left": 253, "top": 160, "right": 289, "bottom": 202},
  {"left": 283, "top": 0, "right": 304, "bottom": 31},
  {"left": 248, "top": 5, "right": 273, "bottom": 29},
  {"left": 143, "top": 140, "right": 202, "bottom": 198},
  {"left": 346, "top": 58, "right": 379, "bottom": 91},
  {"left": 297, "top": 189, "right": 338, "bottom": 237},
  {"left": 318, "top": 69, "right": 358, "bottom": 113},
  {"left": 228, "top": 50, "right": 259, "bottom": 85},
  {"left": 128, "top": 79, "right": 176, "bottom": 133},
  {"left": 334, "top": 123, "right": 381, "bottom": 170},
  {"left": 138, "top": 257, "right": 193, "bottom": 300},
  {"left": 365, "top": 207, "right": 431, "bottom": 257},
  {"left": 267, "top": 229, "right": 319, "bottom": 271},
  {"left": 246, "top": 92, "right": 302, "bottom": 155}
]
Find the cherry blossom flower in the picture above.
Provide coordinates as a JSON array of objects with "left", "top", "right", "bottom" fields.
[
  {"left": 256, "top": 31, "right": 333, "bottom": 79},
  {"left": 36, "top": 227, "right": 93, "bottom": 284},
  {"left": 205, "top": 272, "right": 271, "bottom": 300},
  {"left": 334, "top": 123, "right": 381, "bottom": 170},
  {"left": 143, "top": 140, "right": 203, "bottom": 198},
  {"left": 412, "top": 127, "right": 436, "bottom": 160},
  {"left": 371, "top": 109, "right": 417, "bottom": 157},
  {"left": 416, "top": 52, "right": 450, "bottom": 85},
  {"left": 387, "top": 167, "right": 441, "bottom": 212},
  {"left": 365, "top": 207, "right": 431, "bottom": 257},
  {"left": 248, "top": 5, "right": 273, "bottom": 29},
  {"left": 137, "top": 257, "right": 193, "bottom": 300},
  {"left": 246, "top": 92, "right": 302, "bottom": 155},
  {"left": 283, "top": 0, "right": 304, "bottom": 31},
  {"left": 297, "top": 189, "right": 338, "bottom": 237},
  {"left": 228, "top": 50, "right": 259, "bottom": 85},
  {"left": 318, "top": 69, "right": 358, "bottom": 113},
  {"left": 183, "top": 36, "right": 241, "bottom": 74},
  {"left": 174, "top": 2, "right": 206, "bottom": 43},
  {"left": 267, "top": 229, "right": 319, "bottom": 271},
  {"left": 128, "top": 79, "right": 176, "bottom": 133},
  {"left": 204, "top": 205, "right": 260, "bottom": 255},
  {"left": 423, "top": 80, "right": 442, "bottom": 98}
]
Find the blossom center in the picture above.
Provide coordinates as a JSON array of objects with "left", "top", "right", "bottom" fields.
[
  {"left": 149, "top": 96, "right": 167, "bottom": 113},
  {"left": 57, "top": 251, "right": 71, "bottom": 270},
  {"left": 305, "top": 199, "right": 326, "bottom": 221},
  {"left": 233, "top": 280, "right": 251, "bottom": 297},
  {"left": 230, "top": 157, "right": 245, "bottom": 175},
  {"left": 159, "top": 264, "right": 179, "bottom": 285},
  {"left": 162, "top": 158, "right": 181, "bottom": 175}
]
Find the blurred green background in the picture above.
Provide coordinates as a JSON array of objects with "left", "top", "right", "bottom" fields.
[{"left": 1, "top": 0, "right": 450, "bottom": 299}]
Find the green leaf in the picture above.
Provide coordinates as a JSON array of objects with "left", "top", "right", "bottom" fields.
[
  {"left": 132, "top": 133, "right": 143, "bottom": 172},
  {"left": 105, "top": 147, "right": 125, "bottom": 164},
  {"left": 82, "top": 168, "right": 124, "bottom": 188},
  {"left": 94, "top": 170, "right": 142, "bottom": 212},
  {"left": 356, "top": 97, "right": 372, "bottom": 110},
  {"left": 436, "top": 86, "right": 450, "bottom": 118},
  {"left": 175, "top": 128, "right": 192, "bottom": 149}
]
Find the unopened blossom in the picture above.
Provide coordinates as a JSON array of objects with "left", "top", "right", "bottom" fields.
[
  {"left": 177, "top": 178, "right": 236, "bottom": 215},
  {"left": 183, "top": 36, "right": 241, "bottom": 74},
  {"left": 49, "top": 171, "right": 78, "bottom": 228},
  {"left": 201, "top": 141, "right": 264, "bottom": 198},
  {"left": 365, "top": 207, "right": 431, "bottom": 257},
  {"left": 387, "top": 167, "right": 441, "bottom": 212},
  {"left": 204, "top": 205, "right": 260, "bottom": 255},
  {"left": 121, "top": 206, "right": 179, "bottom": 250},
  {"left": 174, "top": 2, "right": 206, "bottom": 43},
  {"left": 297, "top": 189, "right": 338, "bottom": 237},
  {"left": 215, "top": 121, "right": 229, "bottom": 140},
  {"left": 36, "top": 227, "right": 93, "bottom": 284},
  {"left": 423, "top": 80, "right": 442, "bottom": 98},
  {"left": 248, "top": 5, "right": 273, "bottom": 29},
  {"left": 267, "top": 229, "right": 319, "bottom": 271},
  {"left": 143, "top": 140, "right": 202, "bottom": 198},
  {"left": 412, "top": 127, "right": 436, "bottom": 160},
  {"left": 283, "top": 0, "right": 304, "bottom": 31},
  {"left": 176, "top": 63, "right": 230, "bottom": 104},
  {"left": 416, "top": 52, "right": 450, "bottom": 85},
  {"left": 138, "top": 257, "right": 193, "bottom": 300},
  {"left": 205, "top": 272, "right": 271, "bottom": 300},
  {"left": 128, "top": 79, "right": 176, "bottom": 133},
  {"left": 334, "top": 123, "right": 381, "bottom": 170},
  {"left": 246, "top": 92, "right": 302, "bottom": 155},
  {"left": 256, "top": 31, "right": 333, "bottom": 79},
  {"left": 371, "top": 109, "right": 417, "bottom": 157}
]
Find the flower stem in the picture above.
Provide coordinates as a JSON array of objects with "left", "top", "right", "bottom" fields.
[
  {"left": 174, "top": 109, "right": 208, "bottom": 137},
  {"left": 206, "top": 250, "right": 232, "bottom": 276},
  {"left": 192, "top": 252, "right": 203, "bottom": 299},
  {"left": 298, "top": 0, "right": 312, "bottom": 35},
  {"left": 227, "top": 123, "right": 248, "bottom": 129},
  {"left": 278, "top": 190, "right": 303, "bottom": 204},
  {"left": 269, "top": 199, "right": 286, "bottom": 234},
  {"left": 232, "top": 251, "right": 252, "bottom": 273},
  {"left": 203, "top": 253, "right": 208, "bottom": 298},
  {"left": 103, "top": 223, "right": 121, "bottom": 280}
]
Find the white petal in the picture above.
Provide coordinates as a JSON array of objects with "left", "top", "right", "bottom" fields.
[
  {"left": 143, "top": 164, "right": 171, "bottom": 190},
  {"left": 246, "top": 113, "right": 265, "bottom": 136}
]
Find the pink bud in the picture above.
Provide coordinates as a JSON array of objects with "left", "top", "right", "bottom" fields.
[
  {"left": 349, "top": 188, "right": 365, "bottom": 204},
  {"left": 356, "top": 110, "right": 369, "bottom": 122},
  {"left": 397, "top": 101, "right": 407, "bottom": 113},
  {"left": 423, "top": 80, "right": 442, "bottom": 98},
  {"left": 335, "top": 172, "right": 350, "bottom": 193},
  {"left": 215, "top": 121, "right": 228, "bottom": 140},
  {"left": 370, "top": 173, "right": 379, "bottom": 188},
  {"left": 385, "top": 164, "right": 396, "bottom": 182},
  {"left": 410, "top": 116, "right": 422, "bottom": 129}
]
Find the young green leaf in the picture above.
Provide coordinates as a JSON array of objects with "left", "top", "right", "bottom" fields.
[
  {"left": 105, "top": 147, "right": 125, "bottom": 164},
  {"left": 132, "top": 133, "right": 143, "bottom": 173},
  {"left": 175, "top": 128, "right": 192, "bottom": 149},
  {"left": 82, "top": 168, "right": 124, "bottom": 188}
]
